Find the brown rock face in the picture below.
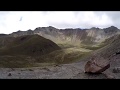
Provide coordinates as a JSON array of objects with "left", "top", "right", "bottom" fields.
[{"left": 85, "top": 57, "right": 110, "bottom": 74}]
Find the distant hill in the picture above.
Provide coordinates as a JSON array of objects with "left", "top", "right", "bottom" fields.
[
  {"left": 0, "top": 26, "right": 120, "bottom": 68},
  {"left": 0, "top": 35, "right": 61, "bottom": 56},
  {"left": 7, "top": 26, "right": 120, "bottom": 45},
  {"left": 0, "top": 36, "right": 15, "bottom": 48},
  {"left": 0, "top": 35, "right": 61, "bottom": 68}
]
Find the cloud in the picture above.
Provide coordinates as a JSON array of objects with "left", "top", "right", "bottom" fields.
[{"left": 0, "top": 11, "right": 119, "bottom": 34}]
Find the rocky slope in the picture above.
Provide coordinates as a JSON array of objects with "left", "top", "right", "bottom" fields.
[
  {"left": 0, "top": 59, "right": 108, "bottom": 79},
  {"left": 7, "top": 26, "right": 120, "bottom": 45},
  {"left": 84, "top": 34, "right": 120, "bottom": 78},
  {"left": 0, "top": 25, "right": 120, "bottom": 78}
]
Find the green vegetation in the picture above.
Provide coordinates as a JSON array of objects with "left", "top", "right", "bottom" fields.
[
  {"left": 80, "top": 43, "right": 107, "bottom": 50},
  {"left": 0, "top": 34, "right": 110, "bottom": 68},
  {"left": 38, "top": 47, "right": 91, "bottom": 64},
  {"left": 0, "top": 35, "right": 61, "bottom": 56},
  {"left": 0, "top": 35, "right": 61, "bottom": 68},
  {"left": 0, "top": 55, "right": 35, "bottom": 68},
  {"left": 0, "top": 41, "right": 92, "bottom": 68}
]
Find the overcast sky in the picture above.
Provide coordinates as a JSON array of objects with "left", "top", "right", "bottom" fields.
[{"left": 0, "top": 11, "right": 120, "bottom": 34}]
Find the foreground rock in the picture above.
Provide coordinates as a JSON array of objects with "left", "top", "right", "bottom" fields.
[{"left": 84, "top": 57, "right": 110, "bottom": 73}]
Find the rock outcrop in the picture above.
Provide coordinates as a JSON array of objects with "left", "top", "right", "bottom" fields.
[{"left": 85, "top": 57, "right": 110, "bottom": 73}]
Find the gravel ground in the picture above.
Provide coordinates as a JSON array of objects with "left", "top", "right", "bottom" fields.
[
  {"left": 0, "top": 55, "right": 119, "bottom": 79},
  {"left": 0, "top": 58, "right": 112, "bottom": 79}
]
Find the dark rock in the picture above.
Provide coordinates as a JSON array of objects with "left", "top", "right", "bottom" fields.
[
  {"left": 8, "top": 73, "right": 12, "bottom": 76},
  {"left": 54, "top": 64, "right": 62, "bottom": 67},
  {"left": 113, "top": 67, "right": 120, "bottom": 73},
  {"left": 28, "top": 69, "right": 34, "bottom": 71},
  {"left": 116, "top": 51, "right": 120, "bottom": 55}
]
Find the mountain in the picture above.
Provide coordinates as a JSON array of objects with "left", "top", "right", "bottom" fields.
[
  {"left": 7, "top": 26, "right": 120, "bottom": 46},
  {"left": 0, "top": 36, "right": 15, "bottom": 48},
  {"left": 0, "top": 34, "right": 61, "bottom": 56},
  {"left": 9, "top": 29, "right": 34, "bottom": 37},
  {"left": 103, "top": 26, "right": 119, "bottom": 34},
  {"left": 90, "top": 34, "right": 120, "bottom": 60},
  {"left": 0, "top": 34, "right": 61, "bottom": 68},
  {"left": 84, "top": 34, "right": 120, "bottom": 76},
  {"left": 0, "top": 34, "right": 8, "bottom": 37},
  {"left": 0, "top": 26, "right": 119, "bottom": 69}
]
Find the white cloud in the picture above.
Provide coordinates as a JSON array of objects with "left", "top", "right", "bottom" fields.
[{"left": 0, "top": 11, "right": 119, "bottom": 34}]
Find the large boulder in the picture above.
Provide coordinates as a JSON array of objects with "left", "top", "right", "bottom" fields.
[{"left": 84, "top": 56, "right": 110, "bottom": 74}]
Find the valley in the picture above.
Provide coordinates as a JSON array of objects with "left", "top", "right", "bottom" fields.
[{"left": 0, "top": 26, "right": 120, "bottom": 79}]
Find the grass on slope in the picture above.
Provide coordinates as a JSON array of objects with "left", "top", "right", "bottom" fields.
[
  {"left": 80, "top": 43, "right": 106, "bottom": 50},
  {"left": 0, "top": 44, "right": 92, "bottom": 68},
  {"left": 0, "top": 55, "right": 35, "bottom": 68},
  {"left": 36, "top": 47, "right": 92, "bottom": 64},
  {"left": 0, "top": 35, "right": 61, "bottom": 56},
  {"left": 0, "top": 35, "right": 108, "bottom": 68}
]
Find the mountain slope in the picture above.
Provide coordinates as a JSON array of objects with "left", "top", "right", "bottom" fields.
[
  {"left": 0, "top": 35, "right": 61, "bottom": 56},
  {"left": 89, "top": 34, "right": 120, "bottom": 60},
  {"left": 84, "top": 34, "right": 120, "bottom": 75},
  {"left": 8, "top": 26, "right": 120, "bottom": 46},
  {"left": 0, "top": 35, "right": 61, "bottom": 68},
  {"left": 0, "top": 26, "right": 120, "bottom": 68}
]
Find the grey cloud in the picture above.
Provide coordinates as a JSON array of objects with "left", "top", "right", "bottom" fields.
[
  {"left": 106, "top": 12, "right": 120, "bottom": 28},
  {"left": 1, "top": 11, "right": 120, "bottom": 34},
  {"left": 94, "top": 11, "right": 120, "bottom": 28}
]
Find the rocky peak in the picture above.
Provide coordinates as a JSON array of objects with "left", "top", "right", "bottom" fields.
[
  {"left": 48, "top": 26, "right": 57, "bottom": 29},
  {"left": 109, "top": 26, "right": 118, "bottom": 29},
  {"left": 103, "top": 26, "right": 119, "bottom": 33},
  {"left": 28, "top": 29, "right": 33, "bottom": 31},
  {"left": 104, "top": 26, "right": 119, "bottom": 30},
  {"left": 34, "top": 26, "right": 58, "bottom": 31},
  {"left": 90, "top": 27, "right": 100, "bottom": 30}
]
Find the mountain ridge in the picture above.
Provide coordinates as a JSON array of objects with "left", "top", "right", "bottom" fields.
[
  {"left": 1, "top": 25, "right": 119, "bottom": 35},
  {"left": 1, "top": 25, "right": 120, "bottom": 46}
]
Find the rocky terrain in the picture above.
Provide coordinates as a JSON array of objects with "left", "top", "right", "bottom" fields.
[
  {"left": 0, "top": 26, "right": 120, "bottom": 79},
  {"left": 0, "top": 56, "right": 117, "bottom": 79},
  {"left": 0, "top": 59, "right": 108, "bottom": 79},
  {"left": 7, "top": 26, "right": 120, "bottom": 45}
]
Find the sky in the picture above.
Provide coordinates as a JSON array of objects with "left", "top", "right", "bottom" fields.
[{"left": 0, "top": 11, "right": 120, "bottom": 34}]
